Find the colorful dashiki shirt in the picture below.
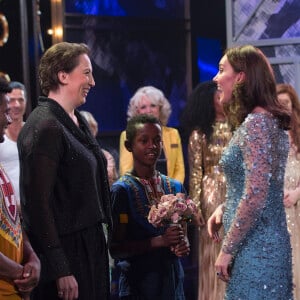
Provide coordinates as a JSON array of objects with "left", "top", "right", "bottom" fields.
[
  {"left": 0, "top": 165, "right": 22, "bottom": 247},
  {"left": 0, "top": 164, "right": 23, "bottom": 298}
]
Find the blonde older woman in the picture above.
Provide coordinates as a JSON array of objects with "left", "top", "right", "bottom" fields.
[{"left": 119, "top": 86, "right": 185, "bottom": 183}]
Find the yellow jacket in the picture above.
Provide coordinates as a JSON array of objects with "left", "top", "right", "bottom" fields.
[{"left": 119, "top": 126, "right": 185, "bottom": 183}]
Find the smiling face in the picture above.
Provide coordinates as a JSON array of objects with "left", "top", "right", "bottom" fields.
[
  {"left": 7, "top": 88, "right": 26, "bottom": 122},
  {"left": 136, "top": 96, "right": 160, "bottom": 120},
  {"left": 64, "top": 54, "right": 95, "bottom": 107},
  {"left": 126, "top": 122, "right": 162, "bottom": 171},
  {"left": 213, "top": 55, "right": 240, "bottom": 104}
]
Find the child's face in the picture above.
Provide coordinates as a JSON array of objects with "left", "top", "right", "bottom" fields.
[{"left": 130, "top": 123, "right": 162, "bottom": 169}]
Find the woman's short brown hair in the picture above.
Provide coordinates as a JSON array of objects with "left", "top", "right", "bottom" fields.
[{"left": 38, "top": 42, "right": 90, "bottom": 96}]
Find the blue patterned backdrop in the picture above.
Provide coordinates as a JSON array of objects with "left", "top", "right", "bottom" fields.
[{"left": 64, "top": 0, "right": 188, "bottom": 132}]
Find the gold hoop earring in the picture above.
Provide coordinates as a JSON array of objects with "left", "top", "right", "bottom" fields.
[{"left": 0, "top": 13, "right": 9, "bottom": 47}]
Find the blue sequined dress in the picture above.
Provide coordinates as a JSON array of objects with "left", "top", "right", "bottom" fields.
[{"left": 220, "top": 113, "right": 293, "bottom": 299}]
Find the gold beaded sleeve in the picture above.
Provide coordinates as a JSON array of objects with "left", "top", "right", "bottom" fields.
[{"left": 188, "top": 130, "right": 205, "bottom": 211}]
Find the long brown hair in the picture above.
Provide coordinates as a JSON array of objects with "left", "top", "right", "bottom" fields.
[
  {"left": 224, "top": 45, "right": 290, "bottom": 130},
  {"left": 277, "top": 83, "right": 300, "bottom": 154}
]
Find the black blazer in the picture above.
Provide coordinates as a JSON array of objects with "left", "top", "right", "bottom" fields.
[{"left": 18, "top": 96, "right": 112, "bottom": 279}]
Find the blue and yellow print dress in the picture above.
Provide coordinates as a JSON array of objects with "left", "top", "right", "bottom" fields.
[{"left": 220, "top": 113, "right": 293, "bottom": 300}]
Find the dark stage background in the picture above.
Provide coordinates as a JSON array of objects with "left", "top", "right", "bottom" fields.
[
  {"left": 1, "top": 1, "right": 298, "bottom": 299},
  {"left": 0, "top": 0, "right": 226, "bottom": 131},
  {"left": 0, "top": 1, "right": 226, "bottom": 299}
]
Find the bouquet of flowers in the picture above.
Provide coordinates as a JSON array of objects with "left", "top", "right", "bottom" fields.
[{"left": 148, "top": 193, "right": 198, "bottom": 227}]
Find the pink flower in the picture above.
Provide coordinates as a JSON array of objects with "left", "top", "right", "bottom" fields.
[
  {"left": 174, "top": 201, "right": 187, "bottom": 212},
  {"left": 157, "top": 206, "right": 168, "bottom": 218},
  {"left": 171, "top": 212, "right": 181, "bottom": 223},
  {"left": 147, "top": 193, "right": 198, "bottom": 228}
]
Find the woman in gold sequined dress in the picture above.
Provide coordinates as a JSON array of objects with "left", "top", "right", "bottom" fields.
[
  {"left": 277, "top": 83, "right": 300, "bottom": 300},
  {"left": 181, "top": 81, "right": 232, "bottom": 300}
]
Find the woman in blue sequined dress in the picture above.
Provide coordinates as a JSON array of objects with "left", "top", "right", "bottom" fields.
[{"left": 207, "top": 45, "right": 293, "bottom": 299}]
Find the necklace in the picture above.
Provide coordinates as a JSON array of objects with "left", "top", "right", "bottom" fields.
[{"left": 131, "top": 171, "right": 164, "bottom": 205}]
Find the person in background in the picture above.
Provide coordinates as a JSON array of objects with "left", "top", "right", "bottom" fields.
[
  {"left": 80, "top": 110, "right": 118, "bottom": 187},
  {"left": 119, "top": 86, "right": 185, "bottom": 183},
  {"left": 110, "top": 114, "right": 189, "bottom": 299},
  {"left": 180, "top": 80, "right": 231, "bottom": 300},
  {"left": 17, "top": 42, "right": 112, "bottom": 300},
  {"left": 0, "top": 81, "right": 27, "bottom": 210},
  {"left": 277, "top": 83, "right": 300, "bottom": 300},
  {"left": 0, "top": 78, "right": 40, "bottom": 299},
  {"left": 208, "top": 45, "right": 293, "bottom": 299}
]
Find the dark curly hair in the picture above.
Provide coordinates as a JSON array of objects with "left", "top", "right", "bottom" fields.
[
  {"left": 126, "top": 114, "right": 161, "bottom": 145},
  {"left": 0, "top": 77, "right": 12, "bottom": 94},
  {"left": 180, "top": 81, "right": 217, "bottom": 142}
]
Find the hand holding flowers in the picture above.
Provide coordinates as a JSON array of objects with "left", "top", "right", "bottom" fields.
[{"left": 148, "top": 193, "right": 198, "bottom": 257}]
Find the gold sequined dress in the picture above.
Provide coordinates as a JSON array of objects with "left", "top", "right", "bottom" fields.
[
  {"left": 285, "top": 144, "right": 300, "bottom": 300},
  {"left": 188, "top": 121, "right": 232, "bottom": 300}
]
